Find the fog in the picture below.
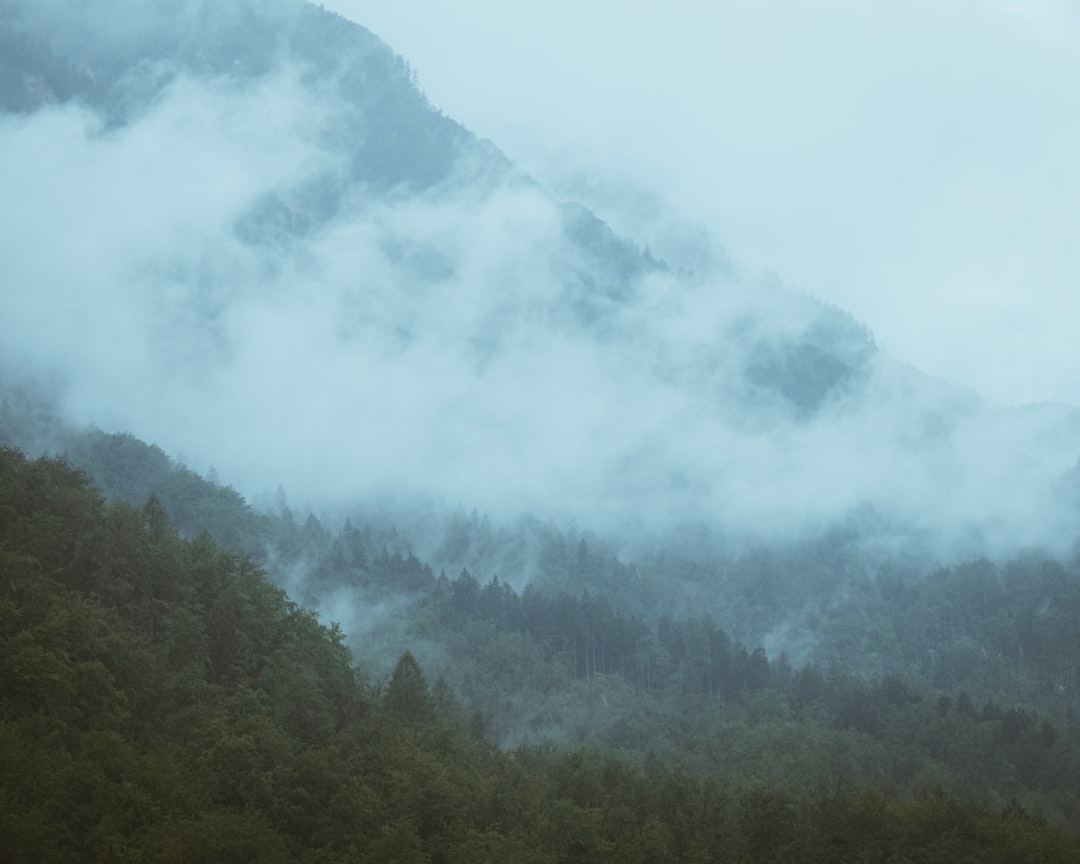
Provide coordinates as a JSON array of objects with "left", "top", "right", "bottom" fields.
[
  {"left": 1, "top": 0, "right": 1078, "bottom": 564},
  {"left": 335, "top": 0, "right": 1080, "bottom": 409}
]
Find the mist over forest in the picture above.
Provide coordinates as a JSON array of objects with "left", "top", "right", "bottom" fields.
[
  {"left": 3, "top": 0, "right": 1077, "bottom": 561},
  {"left": 3, "top": 1, "right": 1080, "bottom": 858}
]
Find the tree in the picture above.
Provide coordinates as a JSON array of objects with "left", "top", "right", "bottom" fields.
[
  {"left": 142, "top": 492, "right": 173, "bottom": 543},
  {"left": 384, "top": 651, "right": 434, "bottom": 723}
]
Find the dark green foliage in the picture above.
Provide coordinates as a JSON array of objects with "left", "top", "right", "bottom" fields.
[
  {"left": 8, "top": 415, "right": 1080, "bottom": 828},
  {"left": 1, "top": 445, "right": 1078, "bottom": 861},
  {"left": 3, "top": 0, "right": 1078, "bottom": 853},
  {"left": 63, "top": 430, "right": 272, "bottom": 557},
  {"left": 384, "top": 650, "right": 435, "bottom": 723},
  {"left": 0, "top": 447, "right": 361, "bottom": 860}
]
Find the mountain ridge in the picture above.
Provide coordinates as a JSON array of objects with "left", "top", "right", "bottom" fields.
[
  {"left": 3, "top": 4, "right": 1080, "bottom": 856},
  {"left": 0, "top": 0, "right": 1076, "bottom": 561}
]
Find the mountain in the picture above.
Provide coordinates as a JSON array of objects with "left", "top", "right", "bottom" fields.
[
  {"left": 3, "top": 0, "right": 1075, "bottom": 566},
  {"left": 0, "top": 0, "right": 1076, "bottom": 700},
  {"left": 4, "top": 2, "right": 1080, "bottom": 852}
]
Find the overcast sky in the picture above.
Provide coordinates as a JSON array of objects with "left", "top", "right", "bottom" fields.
[{"left": 324, "top": 0, "right": 1080, "bottom": 408}]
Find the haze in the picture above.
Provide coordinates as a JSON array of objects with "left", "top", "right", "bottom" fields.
[
  {"left": 1, "top": 0, "right": 1077, "bottom": 566},
  {"left": 332, "top": 0, "right": 1080, "bottom": 408}
]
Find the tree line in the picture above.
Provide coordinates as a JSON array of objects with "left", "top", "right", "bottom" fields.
[{"left": 3, "top": 445, "right": 1079, "bottom": 861}]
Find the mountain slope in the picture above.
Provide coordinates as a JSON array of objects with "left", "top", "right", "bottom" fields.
[
  {"left": 0, "top": 0, "right": 1077, "bottom": 572},
  {"left": 3, "top": 3, "right": 1080, "bottom": 855},
  {"left": 3, "top": 445, "right": 1080, "bottom": 860}
]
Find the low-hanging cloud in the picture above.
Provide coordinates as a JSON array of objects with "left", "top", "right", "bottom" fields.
[
  {"left": 334, "top": 0, "right": 1080, "bottom": 410},
  {"left": 2, "top": 0, "right": 1078, "bottom": 568}
]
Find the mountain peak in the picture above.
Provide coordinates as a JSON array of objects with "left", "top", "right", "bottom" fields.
[{"left": 0, "top": 0, "right": 1076, "bottom": 560}]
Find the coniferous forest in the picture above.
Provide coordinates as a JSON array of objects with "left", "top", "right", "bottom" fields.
[
  {"left": 3, "top": 443, "right": 1080, "bottom": 862},
  {"left": 3, "top": 1, "right": 1080, "bottom": 860}
]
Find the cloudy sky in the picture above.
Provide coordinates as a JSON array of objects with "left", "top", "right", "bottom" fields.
[{"left": 326, "top": 0, "right": 1080, "bottom": 408}]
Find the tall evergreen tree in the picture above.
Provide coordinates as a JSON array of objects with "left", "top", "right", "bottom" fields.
[{"left": 384, "top": 650, "right": 434, "bottom": 723}]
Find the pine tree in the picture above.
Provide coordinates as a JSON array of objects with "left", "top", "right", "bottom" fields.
[{"left": 384, "top": 651, "right": 434, "bottom": 723}]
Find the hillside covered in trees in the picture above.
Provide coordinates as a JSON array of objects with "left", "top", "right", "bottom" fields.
[
  {"left": 3, "top": 0, "right": 1080, "bottom": 858},
  {"left": 3, "top": 445, "right": 1080, "bottom": 861}
]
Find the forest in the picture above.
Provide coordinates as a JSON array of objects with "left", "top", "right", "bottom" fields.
[
  {"left": 4, "top": 0, "right": 1080, "bottom": 859},
  {"left": 2, "top": 436, "right": 1080, "bottom": 861}
]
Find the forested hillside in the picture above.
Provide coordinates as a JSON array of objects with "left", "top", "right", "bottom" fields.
[
  {"left": 3, "top": 0, "right": 1080, "bottom": 858},
  {"left": 3, "top": 446, "right": 1079, "bottom": 861}
]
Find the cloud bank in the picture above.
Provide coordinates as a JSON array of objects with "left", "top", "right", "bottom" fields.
[
  {"left": 1, "top": 0, "right": 1078, "bottom": 566},
  {"left": 334, "top": 0, "right": 1080, "bottom": 408}
]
